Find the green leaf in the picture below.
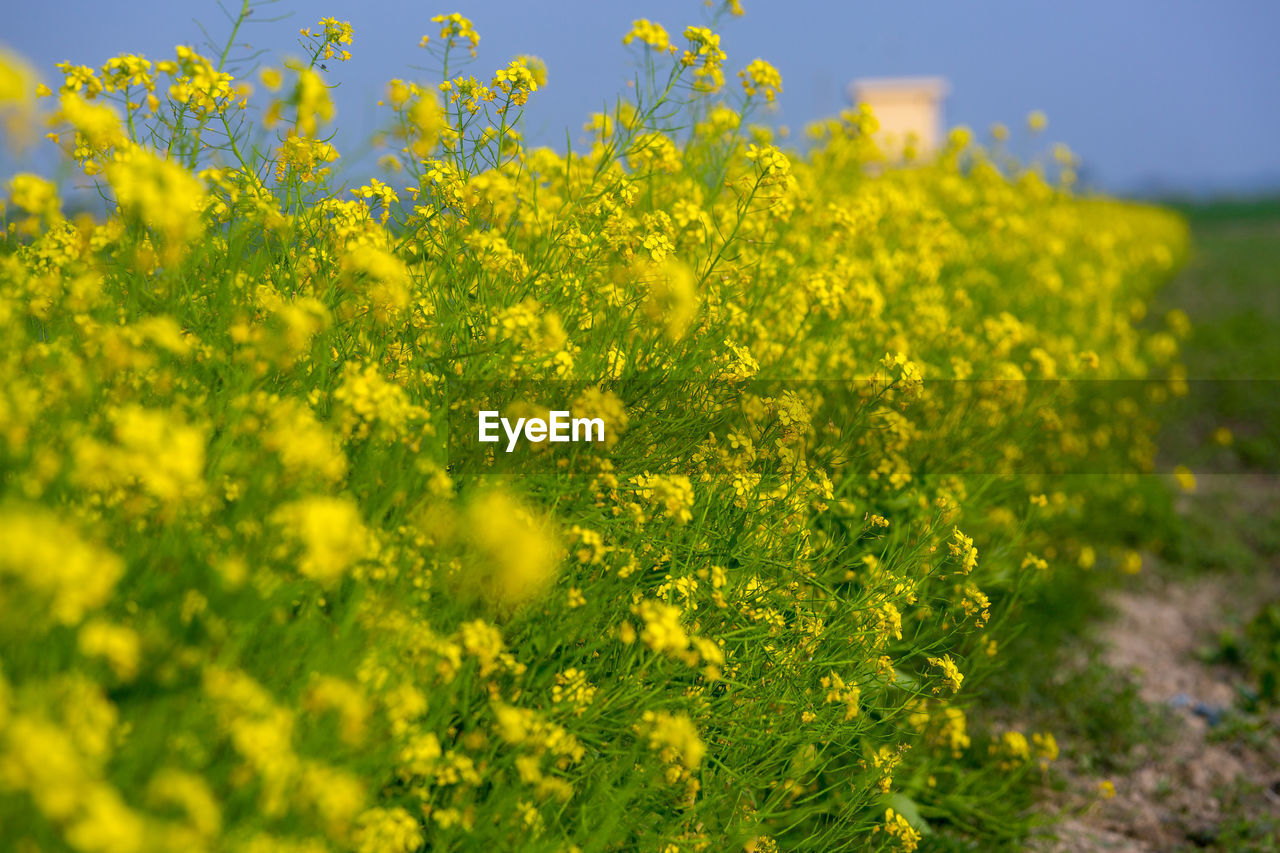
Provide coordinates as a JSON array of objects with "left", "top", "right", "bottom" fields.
[{"left": 886, "top": 793, "right": 933, "bottom": 836}]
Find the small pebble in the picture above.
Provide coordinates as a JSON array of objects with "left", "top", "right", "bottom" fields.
[{"left": 1191, "top": 701, "right": 1224, "bottom": 727}]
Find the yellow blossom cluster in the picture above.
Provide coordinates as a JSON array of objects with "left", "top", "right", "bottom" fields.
[
  {"left": 624, "top": 19, "right": 676, "bottom": 54},
  {"left": 739, "top": 58, "right": 782, "bottom": 102}
]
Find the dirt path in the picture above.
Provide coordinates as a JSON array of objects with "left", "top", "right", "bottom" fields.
[{"left": 1045, "top": 528, "right": 1280, "bottom": 850}]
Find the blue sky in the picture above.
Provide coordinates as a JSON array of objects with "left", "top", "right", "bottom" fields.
[{"left": 5, "top": 0, "right": 1279, "bottom": 195}]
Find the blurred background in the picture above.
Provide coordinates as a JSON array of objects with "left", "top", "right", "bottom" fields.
[{"left": 4, "top": 0, "right": 1280, "bottom": 198}]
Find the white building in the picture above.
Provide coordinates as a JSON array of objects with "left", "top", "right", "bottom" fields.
[{"left": 848, "top": 77, "right": 950, "bottom": 156}]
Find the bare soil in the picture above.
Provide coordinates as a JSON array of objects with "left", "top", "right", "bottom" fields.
[{"left": 1043, "top": 570, "right": 1280, "bottom": 851}]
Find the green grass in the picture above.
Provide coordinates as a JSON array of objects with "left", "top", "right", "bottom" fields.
[
  {"left": 1155, "top": 197, "right": 1280, "bottom": 470},
  {"left": 1165, "top": 195, "right": 1280, "bottom": 225},
  {"left": 975, "top": 563, "right": 1171, "bottom": 775},
  {"left": 1153, "top": 197, "right": 1280, "bottom": 572}
]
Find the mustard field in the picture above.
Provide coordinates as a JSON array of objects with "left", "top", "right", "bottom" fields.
[{"left": 0, "top": 7, "right": 1194, "bottom": 851}]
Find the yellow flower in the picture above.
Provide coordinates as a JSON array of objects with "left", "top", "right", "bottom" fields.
[
  {"left": 105, "top": 147, "right": 206, "bottom": 251},
  {"left": 397, "top": 732, "right": 443, "bottom": 779},
  {"left": 637, "top": 710, "right": 706, "bottom": 770},
  {"left": 303, "top": 676, "right": 369, "bottom": 745},
  {"left": 78, "top": 619, "right": 142, "bottom": 680},
  {"left": 631, "top": 472, "right": 695, "bottom": 523},
  {"left": 0, "top": 48, "right": 39, "bottom": 145},
  {"left": 515, "top": 55, "right": 548, "bottom": 87},
  {"left": 276, "top": 134, "right": 339, "bottom": 182},
  {"left": 949, "top": 527, "right": 979, "bottom": 573},
  {"left": 634, "top": 599, "right": 689, "bottom": 654},
  {"left": 552, "top": 668, "right": 598, "bottom": 715},
  {"left": 1000, "top": 730, "right": 1030, "bottom": 761},
  {"left": 431, "top": 13, "right": 481, "bottom": 56},
  {"left": 259, "top": 396, "right": 347, "bottom": 483},
  {"left": 492, "top": 58, "right": 540, "bottom": 106},
  {"left": 292, "top": 68, "right": 334, "bottom": 137},
  {"left": 636, "top": 256, "right": 697, "bottom": 339},
  {"left": 8, "top": 174, "right": 61, "bottom": 229},
  {"left": 928, "top": 654, "right": 964, "bottom": 692},
  {"left": 147, "top": 769, "right": 222, "bottom": 838},
  {"left": 932, "top": 706, "right": 970, "bottom": 756},
  {"left": 744, "top": 143, "right": 792, "bottom": 187},
  {"left": 332, "top": 361, "right": 426, "bottom": 440},
  {"left": 623, "top": 19, "right": 674, "bottom": 53},
  {"left": 273, "top": 496, "right": 371, "bottom": 585},
  {"left": 340, "top": 243, "right": 411, "bottom": 319},
  {"left": 100, "top": 54, "right": 154, "bottom": 94},
  {"left": 878, "top": 807, "right": 922, "bottom": 851},
  {"left": 54, "top": 93, "right": 126, "bottom": 171},
  {"left": 820, "top": 671, "right": 861, "bottom": 720},
  {"left": 73, "top": 405, "right": 207, "bottom": 506},
  {"left": 0, "top": 508, "right": 124, "bottom": 624},
  {"left": 1032, "top": 731, "right": 1059, "bottom": 766},
  {"left": 260, "top": 67, "right": 283, "bottom": 90},
  {"left": 680, "top": 27, "right": 727, "bottom": 91},
  {"left": 383, "top": 78, "right": 447, "bottom": 158},
  {"left": 0, "top": 48, "right": 37, "bottom": 105},
  {"left": 460, "top": 490, "right": 561, "bottom": 607},
  {"left": 167, "top": 46, "right": 235, "bottom": 115},
  {"left": 354, "top": 807, "right": 422, "bottom": 853},
  {"left": 739, "top": 58, "right": 782, "bottom": 102},
  {"left": 1020, "top": 553, "right": 1048, "bottom": 571},
  {"left": 310, "top": 17, "right": 355, "bottom": 62}
]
